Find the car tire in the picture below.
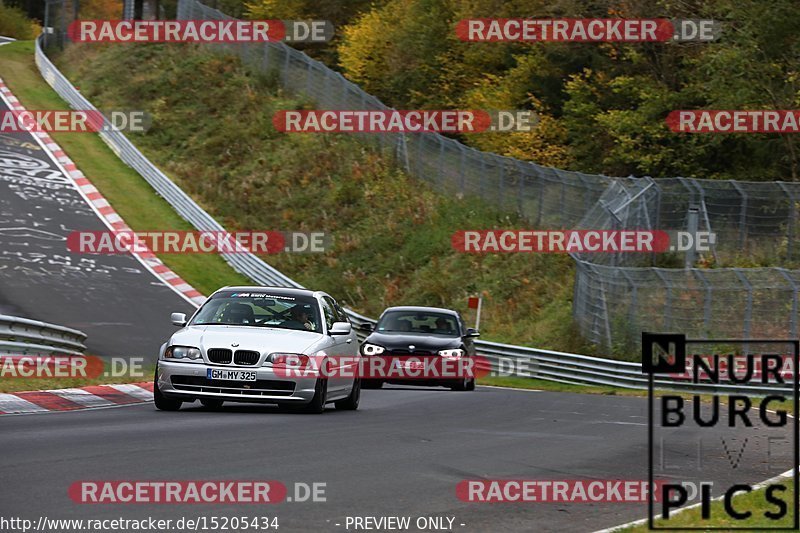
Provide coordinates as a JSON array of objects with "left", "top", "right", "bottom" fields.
[
  {"left": 335, "top": 379, "right": 360, "bottom": 411},
  {"left": 362, "top": 379, "right": 383, "bottom": 389},
  {"left": 153, "top": 371, "right": 182, "bottom": 411},
  {"left": 450, "top": 377, "right": 475, "bottom": 392},
  {"left": 293, "top": 377, "right": 327, "bottom": 414},
  {"left": 200, "top": 399, "right": 224, "bottom": 410}
]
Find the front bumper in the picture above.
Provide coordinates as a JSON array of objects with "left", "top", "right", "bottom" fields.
[{"left": 156, "top": 361, "right": 319, "bottom": 404}]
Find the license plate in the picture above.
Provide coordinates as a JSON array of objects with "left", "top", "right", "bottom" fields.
[
  {"left": 207, "top": 369, "right": 257, "bottom": 381},
  {"left": 402, "top": 361, "right": 425, "bottom": 370}
]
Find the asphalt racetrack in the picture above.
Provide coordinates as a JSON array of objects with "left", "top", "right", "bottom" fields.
[
  {"left": 0, "top": 95, "right": 195, "bottom": 358},
  {"left": 0, "top": 385, "right": 794, "bottom": 532}
]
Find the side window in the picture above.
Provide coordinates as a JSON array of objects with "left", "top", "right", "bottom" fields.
[
  {"left": 332, "top": 299, "right": 349, "bottom": 323},
  {"left": 320, "top": 298, "right": 336, "bottom": 330}
]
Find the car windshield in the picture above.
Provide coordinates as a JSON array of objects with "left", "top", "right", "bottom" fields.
[
  {"left": 375, "top": 311, "right": 459, "bottom": 336},
  {"left": 190, "top": 290, "right": 322, "bottom": 332}
]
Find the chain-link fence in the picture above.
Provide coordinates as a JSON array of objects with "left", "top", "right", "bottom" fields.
[{"left": 175, "top": 0, "right": 800, "bottom": 351}]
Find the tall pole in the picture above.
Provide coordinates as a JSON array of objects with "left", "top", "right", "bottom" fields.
[
  {"left": 43, "top": 1, "right": 50, "bottom": 48},
  {"left": 474, "top": 297, "right": 482, "bottom": 331}
]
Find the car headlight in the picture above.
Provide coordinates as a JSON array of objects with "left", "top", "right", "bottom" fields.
[
  {"left": 438, "top": 348, "right": 464, "bottom": 359},
  {"left": 165, "top": 346, "right": 202, "bottom": 361},
  {"left": 266, "top": 353, "right": 310, "bottom": 367},
  {"left": 360, "top": 343, "right": 385, "bottom": 356}
]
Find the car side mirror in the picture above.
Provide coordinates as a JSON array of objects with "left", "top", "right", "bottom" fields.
[
  {"left": 171, "top": 312, "right": 187, "bottom": 327},
  {"left": 330, "top": 322, "right": 352, "bottom": 335},
  {"left": 362, "top": 323, "right": 374, "bottom": 332},
  {"left": 466, "top": 328, "right": 480, "bottom": 338}
]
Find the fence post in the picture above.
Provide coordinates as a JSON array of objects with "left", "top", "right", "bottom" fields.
[
  {"left": 515, "top": 160, "right": 525, "bottom": 216},
  {"left": 687, "top": 179, "right": 719, "bottom": 264},
  {"left": 438, "top": 136, "right": 446, "bottom": 191},
  {"left": 778, "top": 181, "right": 795, "bottom": 261},
  {"left": 692, "top": 269, "right": 712, "bottom": 335},
  {"left": 305, "top": 58, "right": 314, "bottom": 93},
  {"left": 498, "top": 160, "right": 505, "bottom": 210},
  {"left": 730, "top": 180, "right": 748, "bottom": 249},
  {"left": 777, "top": 268, "right": 798, "bottom": 338},
  {"left": 459, "top": 145, "right": 466, "bottom": 196},
  {"left": 619, "top": 270, "right": 638, "bottom": 346},
  {"left": 283, "top": 44, "right": 290, "bottom": 82},
  {"left": 733, "top": 269, "right": 753, "bottom": 341},
  {"left": 536, "top": 167, "right": 544, "bottom": 227},
  {"left": 685, "top": 205, "right": 699, "bottom": 268},
  {"left": 644, "top": 177, "right": 661, "bottom": 265},
  {"left": 654, "top": 270, "right": 673, "bottom": 331},
  {"left": 478, "top": 155, "right": 486, "bottom": 200}
]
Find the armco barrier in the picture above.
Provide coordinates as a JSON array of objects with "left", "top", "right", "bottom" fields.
[
  {"left": 0, "top": 314, "right": 87, "bottom": 356},
  {"left": 34, "top": 37, "right": 794, "bottom": 395}
]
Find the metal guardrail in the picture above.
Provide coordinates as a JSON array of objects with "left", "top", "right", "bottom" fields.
[
  {"left": 33, "top": 36, "right": 794, "bottom": 396},
  {"left": 0, "top": 314, "right": 87, "bottom": 356},
  {"left": 473, "top": 340, "right": 795, "bottom": 396}
]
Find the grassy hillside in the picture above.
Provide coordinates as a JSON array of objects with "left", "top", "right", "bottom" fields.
[{"left": 46, "top": 42, "right": 603, "bottom": 356}]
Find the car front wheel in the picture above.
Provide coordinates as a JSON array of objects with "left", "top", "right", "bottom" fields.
[
  {"left": 290, "top": 377, "right": 327, "bottom": 414},
  {"left": 450, "top": 377, "right": 475, "bottom": 391},
  {"left": 153, "top": 370, "right": 182, "bottom": 411}
]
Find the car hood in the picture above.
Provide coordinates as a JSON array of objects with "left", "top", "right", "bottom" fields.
[
  {"left": 363, "top": 331, "right": 461, "bottom": 353},
  {"left": 169, "top": 325, "right": 326, "bottom": 355}
]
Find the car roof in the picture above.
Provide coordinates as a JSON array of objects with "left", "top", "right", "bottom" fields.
[
  {"left": 214, "top": 286, "right": 323, "bottom": 299},
  {"left": 381, "top": 306, "right": 459, "bottom": 316}
]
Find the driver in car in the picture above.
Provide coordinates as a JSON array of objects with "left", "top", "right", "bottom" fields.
[
  {"left": 435, "top": 317, "right": 453, "bottom": 335},
  {"left": 283, "top": 305, "right": 315, "bottom": 331}
]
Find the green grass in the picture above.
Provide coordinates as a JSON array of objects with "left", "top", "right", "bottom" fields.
[{"left": 620, "top": 479, "right": 796, "bottom": 531}]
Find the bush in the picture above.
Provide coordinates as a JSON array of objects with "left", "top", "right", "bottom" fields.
[{"left": 0, "top": 5, "right": 40, "bottom": 40}]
